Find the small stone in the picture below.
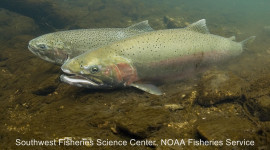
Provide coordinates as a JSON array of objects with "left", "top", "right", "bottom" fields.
[
  {"left": 164, "top": 104, "right": 184, "bottom": 111},
  {"left": 110, "top": 127, "right": 118, "bottom": 134},
  {"left": 181, "top": 94, "right": 186, "bottom": 98}
]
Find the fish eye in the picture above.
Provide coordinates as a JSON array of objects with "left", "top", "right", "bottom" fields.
[
  {"left": 38, "top": 44, "right": 47, "bottom": 49},
  {"left": 90, "top": 65, "right": 99, "bottom": 74}
]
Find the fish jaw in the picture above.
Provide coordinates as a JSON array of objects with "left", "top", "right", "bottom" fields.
[
  {"left": 60, "top": 67, "right": 109, "bottom": 88},
  {"left": 60, "top": 74, "right": 113, "bottom": 88}
]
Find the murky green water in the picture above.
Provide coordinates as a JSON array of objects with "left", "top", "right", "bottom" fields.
[{"left": 0, "top": 0, "right": 270, "bottom": 149}]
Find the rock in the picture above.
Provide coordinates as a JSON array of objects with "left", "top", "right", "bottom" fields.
[
  {"left": 6, "top": 35, "right": 35, "bottom": 49},
  {"left": 197, "top": 70, "right": 248, "bottom": 106},
  {"left": 0, "top": 9, "right": 38, "bottom": 40},
  {"left": 246, "top": 96, "right": 270, "bottom": 121},
  {"left": 163, "top": 16, "right": 186, "bottom": 29},
  {"left": 197, "top": 116, "right": 257, "bottom": 141},
  {"left": 32, "top": 86, "right": 58, "bottom": 96},
  {"left": 0, "top": 54, "right": 8, "bottom": 62},
  {"left": 164, "top": 104, "right": 184, "bottom": 111},
  {"left": 87, "top": 1, "right": 106, "bottom": 12},
  {"left": 114, "top": 107, "right": 169, "bottom": 139},
  {"left": 246, "top": 74, "right": 270, "bottom": 99},
  {"left": 32, "top": 75, "right": 60, "bottom": 96},
  {"left": 0, "top": 0, "right": 70, "bottom": 29}
]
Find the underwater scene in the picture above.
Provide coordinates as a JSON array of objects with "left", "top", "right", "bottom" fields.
[{"left": 0, "top": 0, "right": 270, "bottom": 149}]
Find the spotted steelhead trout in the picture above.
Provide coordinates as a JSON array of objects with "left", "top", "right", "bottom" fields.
[
  {"left": 61, "top": 19, "right": 255, "bottom": 95},
  {"left": 28, "top": 21, "right": 153, "bottom": 65}
]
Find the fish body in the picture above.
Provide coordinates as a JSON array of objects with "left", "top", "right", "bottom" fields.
[
  {"left": 28, "top": 21, "right": 153, "bottom": 64},
  {"left": 61, "top": 19, "right": 255, "bottom": 95}
]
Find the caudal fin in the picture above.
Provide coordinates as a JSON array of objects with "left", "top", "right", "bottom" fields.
[{"left": 241, "top": 36, "right": 256, "bottom": 50}]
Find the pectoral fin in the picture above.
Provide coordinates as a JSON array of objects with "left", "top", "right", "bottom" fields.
[{"left": 130, "top": 83, "right": 162, "bottom": 95}]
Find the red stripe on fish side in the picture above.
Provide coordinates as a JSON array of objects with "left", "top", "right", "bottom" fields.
[
  {"left": 115, "top": 63, "right": 138, "bottom": 85},
  {"left": 141, "top": 66, "right": 208, "bottom": 83},
  {"left": 149, "top": 50, "right": 229, "bottom": 67}
]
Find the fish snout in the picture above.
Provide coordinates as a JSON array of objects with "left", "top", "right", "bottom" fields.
[
  {"left": 28, "top": 39, "right": 33, "bottom": 46},
  {"left": 28, "top": 39, "right": 35, "bottom": 52},
  {"left": 61, "top": 66, "right": 73, "bottom": 74},
  {"left": 61, "top": 59, "right": 80, "bottom": 74},
  {"left": 28, "top": 39, "right": 41, "bottom": 54},
  {"left": 61, "top": 62, "right": 73, "bottom": 74}
]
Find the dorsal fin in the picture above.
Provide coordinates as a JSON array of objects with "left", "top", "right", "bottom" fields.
[
  {"left": 228, "top": 36, "right": 236, "bottom": 41},
  {"left": 126, "top": 20, "right": 154, "bottom": 32},
  {"left": 186, "top": 19, "right": 210, "bottom": 34}
]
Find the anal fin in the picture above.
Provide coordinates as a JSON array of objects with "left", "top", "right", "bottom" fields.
[{"left": 130, "top": 83, "right": 162, "bottom": 95}]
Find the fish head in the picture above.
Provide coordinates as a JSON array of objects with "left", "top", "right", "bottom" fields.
[
  {"left": 28, "top": 33, "right": 69, "bottom": 65},
  {"left": 61, "top": 50, "right": 138, "bottom": 88}
]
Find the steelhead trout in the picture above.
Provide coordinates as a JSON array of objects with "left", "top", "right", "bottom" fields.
[
  {"left": 61, "top": 19, "right": 255, "bottom": 95},
  {"left": 28, "top": 21, "right": 153, "bottom": 65}
]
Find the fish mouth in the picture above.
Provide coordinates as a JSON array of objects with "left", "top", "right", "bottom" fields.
[
  {"left": 60, "top": 74, "right": 100, "bottom": 87},
  {"left": 28, "top": 44, "right": 46, "bottom": 59},
  {"left": 61, "top": 67, "right": 105, "bottom": 88},
  {"left": 28, "top": 44, "right": 48, "bottom": 60},
  {"left": 28, "top": 44, "right": 38, "bottom": 54}
]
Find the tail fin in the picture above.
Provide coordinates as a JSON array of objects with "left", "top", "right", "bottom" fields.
[{"left": 241, "top": 36, "right": 256, "bottom": 50}]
